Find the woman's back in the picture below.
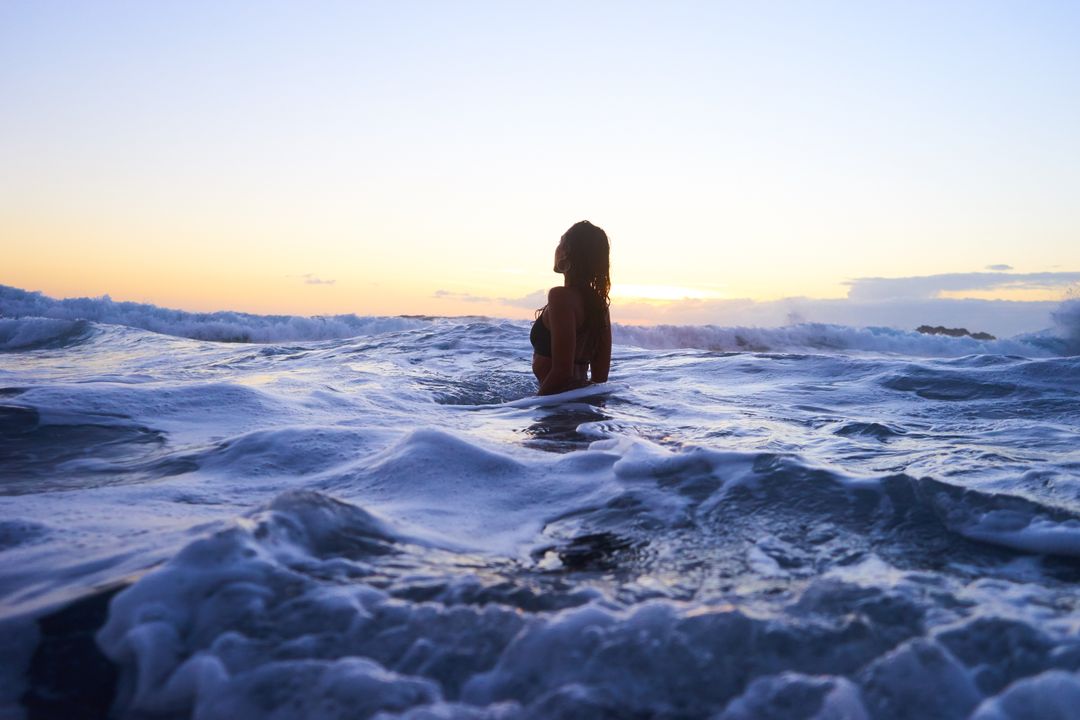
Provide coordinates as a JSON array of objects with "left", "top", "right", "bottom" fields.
[
  {"left": 531, "top": 288, "right": 610, "bottom": 366},
  {"left": 531, "top": 222, "right": 611, "bottom": 395}
]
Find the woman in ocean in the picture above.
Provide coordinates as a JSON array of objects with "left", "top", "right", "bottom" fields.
[{"left": 531, "top": 220, "right": 612, "bottom": 395}]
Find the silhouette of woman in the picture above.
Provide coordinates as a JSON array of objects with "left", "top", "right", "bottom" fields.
[{"left": 531, "top": 221, "right": 611, "bottom": 395}]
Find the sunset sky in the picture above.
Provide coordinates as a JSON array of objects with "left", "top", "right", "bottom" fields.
[{"left": 2, "top": 1, "right": 1078, "bottom": 327}]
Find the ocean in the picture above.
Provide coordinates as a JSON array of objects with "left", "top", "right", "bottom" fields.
[{"left": 2, "top": 286, "right": 1080, "bottom": 719}]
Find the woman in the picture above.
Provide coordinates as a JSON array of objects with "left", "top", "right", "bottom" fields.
[{"left": 531, "top": 220, "right": 612, "bottom": 395}]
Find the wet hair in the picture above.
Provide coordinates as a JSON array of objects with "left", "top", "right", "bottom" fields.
[
  {"left": 562, "top": 220, "right": 611, "bottom": 308},
  {"left": 539, "top": 220, "right": 611, "bottom": 356}
]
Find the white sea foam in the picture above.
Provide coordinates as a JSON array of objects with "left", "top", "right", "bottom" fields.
[
  {"left": 612, "top": 321, "right": 1065, "bottom": 357},
  {"left": 971, "top": 670, "right": 1080, "bottom": 720},
  {"left": 4, "top": 283, "right": 1078, "bottom": 356},
  {"left": 0, "top": 317, "right": 91, "bottom": 351},
  {"left": 4, "top": 286, "right": 1080, "bottom": 719},
  {"left": 1051, "top": 298, "right": 1080, "bottom": 354},
  {"left": 0, "top": 285, "right": 428, "bottom": 343}
]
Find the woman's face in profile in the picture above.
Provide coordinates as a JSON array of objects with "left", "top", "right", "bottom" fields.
[{"left": 553, "top": 236, "right": 569, "bottom": 274}]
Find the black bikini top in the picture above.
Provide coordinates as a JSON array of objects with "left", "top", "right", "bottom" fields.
[
  {"left": 530, "top": 315, "right": 552, "bottom": 357},
  {"left": 530, "top": 313, "right": 590, "bottom": 365}
]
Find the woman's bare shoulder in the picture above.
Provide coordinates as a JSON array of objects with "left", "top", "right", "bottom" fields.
[{"left": 546, "top": 286, "right": 576, "bottom": 306}]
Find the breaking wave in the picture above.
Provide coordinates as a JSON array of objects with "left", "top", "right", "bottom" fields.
[
  {"left": 612, "top": 321, "right": 1069, "bottom": 357},
  {"left": 3, "top": 284, "right": 1077, "bottom": 356},
  {"left": 1051, "top": 298, "right": 1080, "bottom": 355},
  {"left": 0, "top": 285, "right": 429, "bottom": 343},
  {"left": 0, "top": 317, "right": 94, "bottom": 351},
  {"left": 4, "top": 284, "right": 1080, "bottom": 719}
]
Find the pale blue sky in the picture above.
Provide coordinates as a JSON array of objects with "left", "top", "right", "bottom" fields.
[{"left": 2, "top": 1, "right": 1078, "bottom": 319}]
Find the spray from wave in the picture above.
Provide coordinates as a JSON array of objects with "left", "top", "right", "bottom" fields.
[
  {"left": 0, "top": 318, "right": 93, "bottom": 351},
  {"left": 1051, "top": 298, "right": 1080, "bottom": 355},
  {"left": 2, "top": 284, "right": 1076, "bottom": 356},
  {"left": 612, "top": 318, "right": 1080, "bottom": 357},
  {"left": 611, "top": 322, "right": 1064, "bottom": 357},
  {"left": 0, "top": 285, "right": 428, "bottom": 345}
]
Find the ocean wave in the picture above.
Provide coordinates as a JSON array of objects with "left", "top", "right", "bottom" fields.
[
  {"left": 612, "top": 321, "right": 1064, "bottom": 357},
  {"left": 90, "top": 475, "right": 1080, "bottom": 719},
  {"left": 1051, "top": 298, "right": 1080, "bottom": 355},
  {"left": 7, "top": 280, "right": 1080, "bottom": 719},
  {"left": 0, "top": 285, "right": 429, "bottom": 343},
  {"left": 0, "top": 317, "right": 93, "bottom": 351},
  {"left": 5, "top": 283, "right": 1077, "bottom": 356},
  {"left": 590, "top": 437, "right": 1080, "bottom": 558}
]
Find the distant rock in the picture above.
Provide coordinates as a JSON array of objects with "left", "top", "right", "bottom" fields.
[{"left": 916, "top": 325, "right": 996, "bottom": 341}]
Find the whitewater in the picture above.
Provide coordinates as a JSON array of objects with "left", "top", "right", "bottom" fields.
[{"left": 2, "top": 284, "right": 1080, "bottom": 720}]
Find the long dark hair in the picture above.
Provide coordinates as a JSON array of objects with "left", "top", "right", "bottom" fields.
[{"left": 540, "top": 220, "right": 611, "bottom": 355}]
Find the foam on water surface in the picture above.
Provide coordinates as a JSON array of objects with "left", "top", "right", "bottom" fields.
[{"left": 2, "top": 296, "right": 1080, "bottom": 719}]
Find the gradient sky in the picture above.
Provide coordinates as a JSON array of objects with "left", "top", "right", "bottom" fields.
[{"left": 2, "top": 1, "right": 1078, "bottom": 322}]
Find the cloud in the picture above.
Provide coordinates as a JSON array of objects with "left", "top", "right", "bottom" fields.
[
  {"left": 500, "top": 289, "right": 548, "bottom": 309},
  {"left": 432, "top": 290, "right": 490, "bottom": 303},
  {"left": 611, "top": 295, "right": 1062, "bottom": 338},
  {"left": 295, "top": 274, "right": 335, "bottom": 286},
  {"left": 985, "top": 264, "right": 1013, "bottom": 271},
  {"left": 433, "top": 288, "right": 549, "bottom": 310},
  {"left": 844, "top": 271, "right": 1080, "bottom": 301},
  {"left": 427, "top": 271, "right": 1079, "bottom": 336},
  {"left": 608, "top": 269, "right": 1080, "bottom": 336}
]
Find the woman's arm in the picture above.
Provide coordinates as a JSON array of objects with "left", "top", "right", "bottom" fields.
[
  {"left": 590, "top": 311, "right": 611, "bottom": 383},
  {"left": 537, "top": 287, "right": 578, "bottom": 395}
]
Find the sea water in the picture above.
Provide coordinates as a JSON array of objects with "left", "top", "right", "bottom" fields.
[{"left": 2, "top": 286, "right": 1080, "bottom": 719}]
